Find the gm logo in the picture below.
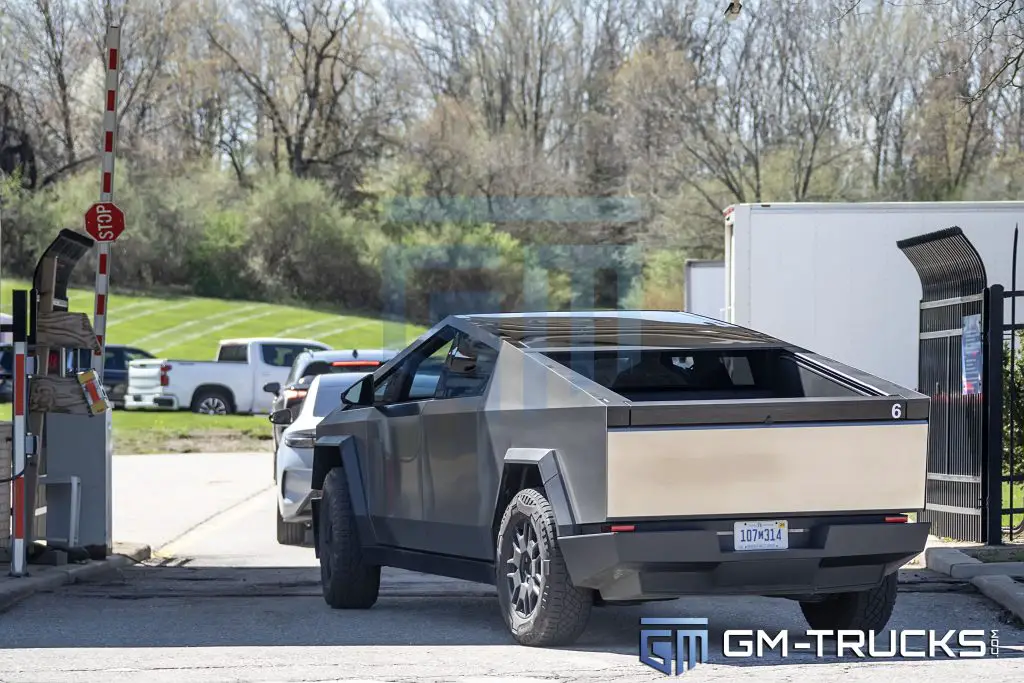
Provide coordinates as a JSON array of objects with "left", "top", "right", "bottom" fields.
[{"left": 639, "top": 617, "right": 710, "bottom": 675}]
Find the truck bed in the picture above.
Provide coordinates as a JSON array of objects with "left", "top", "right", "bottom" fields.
[
  {"left": 540, "top": 343, "right": 929, "bottom": 520},
  {"left": 606, "top": 420, "right": 927, "bottom": 518},
  {"left": 126, "top": 358, "right": 251, "bottom": 410}
]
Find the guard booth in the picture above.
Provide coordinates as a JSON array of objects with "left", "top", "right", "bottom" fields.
[
  {"left": 898, "top": 226, "right": 1024, "bottom": 545},
  {"left": 2, "top": 229, "right": 112, "bottom": 575}
]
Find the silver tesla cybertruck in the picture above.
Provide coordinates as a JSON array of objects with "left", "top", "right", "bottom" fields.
[{"left": 309, "top": 311, "right": 930, "bottom": 647}]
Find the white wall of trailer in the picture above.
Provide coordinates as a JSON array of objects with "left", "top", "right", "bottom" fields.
[
  {"left": 724, "top": 202, "right": 1024, "bottom": 392},
  {"left": 684, "top": 260, "right": 726, "bottom": 320}
]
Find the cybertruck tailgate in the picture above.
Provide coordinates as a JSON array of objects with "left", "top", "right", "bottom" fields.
[{"left": 606, "top": 396, "right": 929, "bottom": 519}]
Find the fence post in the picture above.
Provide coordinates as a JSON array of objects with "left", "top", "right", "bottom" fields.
[{"left": 983, "top": 284, "right": 1005, "bottom": 545}]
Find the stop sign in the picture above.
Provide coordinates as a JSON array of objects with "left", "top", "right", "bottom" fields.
[{"left": 84, "top": 202, "right": 125, "bottom": 242}]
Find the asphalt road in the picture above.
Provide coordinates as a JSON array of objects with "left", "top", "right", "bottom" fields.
[{"left": 0, "top": 452, "right": 1023, "bottom": 682}]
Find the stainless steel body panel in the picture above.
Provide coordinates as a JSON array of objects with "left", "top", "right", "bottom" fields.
[{"left": 606, "top": 421, "right": 929, "bottom": 519}]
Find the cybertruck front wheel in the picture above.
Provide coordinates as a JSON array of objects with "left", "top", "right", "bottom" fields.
[
  {"left": 318, "top": 466, "right": 380, "bottom": 609},
  {"left": 799, "top": 572, "right": 898, "bottom": 632},
  {"left": 496, "top": 487, "right": 592, "bottom": 647}
]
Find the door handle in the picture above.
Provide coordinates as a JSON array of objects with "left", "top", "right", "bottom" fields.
[{"left": 376, "top": 403, "right": 418, "bottom": 418}]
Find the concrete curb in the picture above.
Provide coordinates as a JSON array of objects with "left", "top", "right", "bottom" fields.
[
  {"left": 925, "top": 547, "right": 1024, "bottom": 622},
  {"left": 925, "top": 547, "right": 984, "bottom": 577},
  {"left": 0, "top": 542, "right": 151, "bottom": 615},
  {"left": 970, "top": 575, "right": 1024, "bottom": 623},
  {"left": 925, "top": 547, "right": 1024, "bottom": 578}
]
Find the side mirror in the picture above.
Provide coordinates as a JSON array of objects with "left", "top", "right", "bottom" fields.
[
  {"left": 269, "top": 408, "right": 293, "bottom": 425},
  {"left": 263, "top": 382, "right": 280, "bottom": 395}
]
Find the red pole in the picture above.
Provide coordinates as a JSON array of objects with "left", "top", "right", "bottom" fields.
[{"left": 9, "top": 290, "right": 28, "bottom": 576}]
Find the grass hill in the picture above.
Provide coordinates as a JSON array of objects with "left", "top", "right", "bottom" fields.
[{"left": 0, "top": 279, "right": 425, "bottom": 359}]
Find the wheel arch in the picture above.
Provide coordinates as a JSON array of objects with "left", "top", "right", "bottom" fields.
[
  {"left": 492, "top": 448, "right": 578, "bottom": 549},
  {"left": 311, "top": 435, "right": 373, "bottom": 557},
  {"left": 191, "top": 384, "right": 236, "bottom": 411}
]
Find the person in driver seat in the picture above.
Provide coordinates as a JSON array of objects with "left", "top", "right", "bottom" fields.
[{"left": 441, "top": 338, "right": 497, "bottom": 398}]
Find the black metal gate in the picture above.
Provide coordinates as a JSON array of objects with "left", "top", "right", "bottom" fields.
[{"left": 898, "top": 227, "right": 1001, "bottom": 543}]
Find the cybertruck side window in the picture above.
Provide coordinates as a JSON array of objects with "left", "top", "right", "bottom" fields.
[
  {"left": 373, "top": 326, "right": 458, "bottom": 404},
  {"left": 435, "top": 332, "right": 498, "bottom": 399},
  {"left": 540, "top": 348, "right": 863, "bottom": 402},
  {"left": 341, "top": 379, "right": 366, "bottom": 409},
  {"left": 408, "top": 340, "right": 455, "bottom": 400}
]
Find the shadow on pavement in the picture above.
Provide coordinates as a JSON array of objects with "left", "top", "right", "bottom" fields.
[{"left": 0, "top": 563, "right": 1018, "bottom": 669}]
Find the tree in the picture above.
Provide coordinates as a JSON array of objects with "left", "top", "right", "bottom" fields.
[
  {"left": 207, "top": 0, "right": 402, "bottom": 195},
  {"left": 4, "top": 0, "right": 89, "bottom": 185}
]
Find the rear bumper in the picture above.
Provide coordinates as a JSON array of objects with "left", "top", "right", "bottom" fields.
[
  {"left": 558, "top": 520, "right": 930, "bottom": 601},
  {"left": 124, "top": 392, "right": 179, "bottom": 410}
]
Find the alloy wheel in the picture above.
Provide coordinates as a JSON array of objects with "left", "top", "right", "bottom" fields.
[
  {"left": 505, "top": 518, "right": 544, "bottom": 619},
  {"left": 198, "top": 396, "right": 228, "bottom": 415}
]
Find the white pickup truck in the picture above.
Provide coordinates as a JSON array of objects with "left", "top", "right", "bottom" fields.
[{"left": 124, "top": 337, "right": 331, "bottom": 415}]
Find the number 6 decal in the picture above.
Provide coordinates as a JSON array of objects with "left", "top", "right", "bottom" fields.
[{"left": 891, "top": 403, "right": 903, "bottom": 420}]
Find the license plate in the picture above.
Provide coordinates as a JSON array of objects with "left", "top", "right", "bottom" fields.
[{"left": 734, "top": 520, "right": 788, "bottom": 551}]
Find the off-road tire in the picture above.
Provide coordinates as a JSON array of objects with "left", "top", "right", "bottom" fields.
[
  {"left": 191, "top": 388, "right": 233, "bottom": 415},
  {"left": 318, "top": 466, "right": 380, "bottom": 609},
  {"left": 799, "top": 572, "right": 898, "bottom": 632},
  {"left": 276, "top": 507, "right": 306, "bottom": 545},
  {"left": 496, "top": 487, "right": 592, "bottom": 647}
]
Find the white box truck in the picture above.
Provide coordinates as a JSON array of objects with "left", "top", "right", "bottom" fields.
[
  {"left": 723, "top": 202, "right": 1024, "bottom": 391},
  {"left": 683, "top": 259, "right": 726, "bottom": 320}
]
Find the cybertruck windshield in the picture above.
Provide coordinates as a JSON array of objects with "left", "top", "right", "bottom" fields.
[{"left": 540, "top": 347, "right": 865, "bottom": 402}]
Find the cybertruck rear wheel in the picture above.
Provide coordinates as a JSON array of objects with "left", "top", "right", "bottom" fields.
[
  {"left": 318, "top": 466, "right": 380, "bottom": 609},
  {"left": 799, "top": 572, "right": 898, "bottom": 632},
  {"left": 496, "top": 487, "right": 592, "bottom": 647}
]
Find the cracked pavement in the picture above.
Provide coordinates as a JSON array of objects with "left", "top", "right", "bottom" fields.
[{"left": 0, "top": 452, "right": 1022, "bottom": 682}]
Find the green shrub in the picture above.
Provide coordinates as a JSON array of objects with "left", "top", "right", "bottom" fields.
[
  {"left": 1, "top": 164, "right": 667, "bottom": 327},
  {"left": 1003, "top": 335, "right": 1024, "bottom": 476}
]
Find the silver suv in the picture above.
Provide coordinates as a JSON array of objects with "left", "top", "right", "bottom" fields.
[{"left": 264, "top": 349, "right": 398, "bottom": 449}]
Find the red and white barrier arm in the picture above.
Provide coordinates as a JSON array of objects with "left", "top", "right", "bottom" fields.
[{"left": 92, "top": 25, "right": 121, "bottom": 378}]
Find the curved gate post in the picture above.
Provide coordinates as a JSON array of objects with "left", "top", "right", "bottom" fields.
[{"left": 898, "top": 227, "right": 997, "bottom": 543}]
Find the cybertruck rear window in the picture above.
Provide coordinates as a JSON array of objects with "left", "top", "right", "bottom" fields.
[{"left": 540, "top": 348, "right": 863, "bottom": 401}]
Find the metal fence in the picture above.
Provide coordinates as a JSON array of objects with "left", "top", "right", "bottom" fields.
[
  {"left": 898, "top": 228, "right": 993, "bottom": 542},
  {"left": 899, "top": 226, "right": 1024, "bottom": 544},
  {"left": 997, "top": 229, "right": 1024, "bottom": 542}
]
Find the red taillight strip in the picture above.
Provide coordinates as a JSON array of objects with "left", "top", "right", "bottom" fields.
[
  {"left": 609, "top": 524, "right": 635, "bottom": 532},
  {"left": 884, "top": 515, "right": 908, "bottom": 523}
]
